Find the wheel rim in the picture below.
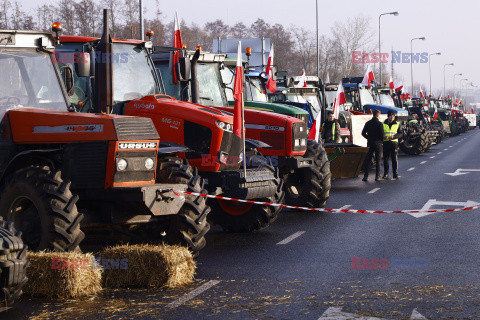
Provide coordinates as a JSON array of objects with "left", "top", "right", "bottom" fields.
[
  {"left": 8, "top": 196, "right": 42, "bottom": 250},
  {"left": 217, "top": 199, "right": 254, "bottom": 216}
]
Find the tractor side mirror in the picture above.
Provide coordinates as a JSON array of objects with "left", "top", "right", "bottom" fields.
[
  {"left": 75, "top": 52, "right": 91, "bottom": 77},
  {"left": 62, "top": 65, "right": 75, "bottom": 96},
  {"left": 175, "top": 56, "right": 191, "bottom": 82}
]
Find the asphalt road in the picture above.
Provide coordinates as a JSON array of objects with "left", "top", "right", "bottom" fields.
[{"left": 6, "top": 129, "right": 480, "bottom": 320}]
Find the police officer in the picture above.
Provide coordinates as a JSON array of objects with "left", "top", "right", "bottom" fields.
[
  {"left": 322, "top": 111, "right": 341, "bottom": 143},
  {"left": 383, "top": 110, "right": 401, "bottom": 180},
  {"left": 362, "top": 110, "right": 384, "bottom": 181}
]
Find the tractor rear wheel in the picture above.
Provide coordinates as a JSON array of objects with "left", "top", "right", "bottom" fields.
[
  {"left": 0, "top": 166, "right": 84, "bottom": 252},
  {"left": 209, "top": 164, "right": 284, "bottom": 233},
  {"left": 0, "top": 218, "right": 28, "bottom": 307},
  {"left": 156, "top": 156, "right": 210, "bottom": 253},
  {"left": 283, "top": 140, "right": 331, "bottom": 208}
]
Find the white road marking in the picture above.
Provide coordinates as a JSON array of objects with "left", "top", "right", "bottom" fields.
[
  {"left": 444, "top": 148, "right": 448, "bottom": 151},
  {"left": 166, "top": 280, "right": 221, "bottom": 309},
  {"left": 420, "top": 161, "right": 427, "bottom": 164},
  {"left": 411, "top": 308, "right": 429, "bottom": 319},
  {"left": 437, "top": 152, "right": 442, "bottom": 154},
  {"left": 445, "top": 168, "right": 480, "bottom": 176},
  {"left": 429, "top": 156, "right": 435, "bottom": 159},
  {"left": 408, "top": 199, "right": 480, "bottom": 218},
  {"left": 277, "top": 231, "right": 306, "bottom": 245},
  {"left": 449, "top": 146, "right": 453, "bottom": 148},
  {"left": 407, "top": 167, "right": 415, "bottom": 171},
  {"left": 318, "top": 307, "right": 429, "bottom": 320},
  {"left": 339, "top": 205, "right": 352, "bottom": 209},
  {"left": 368, "top": 188, "right": 380, "bottom": 194}
]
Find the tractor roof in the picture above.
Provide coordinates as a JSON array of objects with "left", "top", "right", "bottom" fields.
[{"left": 60, "top": 35, "right": 147, "bottom": 45}]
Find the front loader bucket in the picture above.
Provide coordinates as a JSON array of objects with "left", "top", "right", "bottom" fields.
[{"left": 324, "top": 143, "right": 369, "bottom": 178}]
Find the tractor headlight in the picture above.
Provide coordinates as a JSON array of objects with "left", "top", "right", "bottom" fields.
[
  {"left": 144, "top": 158, "right": 155, "bottom": 170},
  {"left": 117, "top": 159, "right": 128, "bottom": 171},
  {"left": 294, "top": 139, "right": 300, "bottom": 147},
  {"left": 300, "top": 139, "right": 306, "bottom": 146}
]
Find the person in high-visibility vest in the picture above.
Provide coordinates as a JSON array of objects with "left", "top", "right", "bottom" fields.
[
  {"left": 383, "top": 110, "right": 402, "bottom": 180},
  {"left": 321, "top": 111, "right": 341, "bottom": 143}
]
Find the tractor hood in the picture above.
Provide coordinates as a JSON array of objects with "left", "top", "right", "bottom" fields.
[{"left": 8, "top": 108, "right": 159, "bottom": 143}]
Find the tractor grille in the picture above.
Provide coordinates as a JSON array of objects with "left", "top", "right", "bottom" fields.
[
  {"left": 62, "top": 142, "right": 108, "bottom": 189},
  {"left": 113, "top": 117, "right": 159, "bottom": 140}
]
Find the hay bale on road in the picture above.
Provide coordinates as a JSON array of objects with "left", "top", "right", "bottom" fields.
[
  {"left": 100, "top": 244, "right": 195, "bottom": 289},
  {"left": 24, "top": 251, "right": 102, "bottom": 300}
]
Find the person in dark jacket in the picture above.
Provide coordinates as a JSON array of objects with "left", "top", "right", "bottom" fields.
[
  {"left": 383, "top": 110, "right": 402, "bottom": 180},
  {"left": 322, "top": 111, "right": 341, "bottom": 143},
  {"left": 362, "top": 110, "right": 384, "bottom": 181}
]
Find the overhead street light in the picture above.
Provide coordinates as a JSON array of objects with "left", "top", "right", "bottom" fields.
[
  {"left": 453, "top": 73, "right": 462, "bottom": 93},
  {"left": 379, "top": 11, "right": 399, "bottom": 84},
  {"left": 443, "top": 63, "right": 454, "bottom": 97},
  {"left": 428, "top": 52, "right": 441, "bottom": 95},
  {"left": 411, "top": 37, "right": 426, "bottom": 94}
]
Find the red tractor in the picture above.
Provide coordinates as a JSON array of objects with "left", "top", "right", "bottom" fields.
[{"left": 56, "top": 10, "right": 284, "bottom": 233}]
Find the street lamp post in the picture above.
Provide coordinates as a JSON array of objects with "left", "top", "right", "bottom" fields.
[
  {"left": 316, "top": 0, "right": 319, "bottom": 78},
  {"left": 453, "top": 73, "right": 462, "bottom": 95},
  {"left": 378, "top": 11, "right": 399, "bottom": 84},
  {"left": 411, "top": 37, "right": 426, "bottom": 94},
  {"left": 460, "top": 78, "right": 468, "bottom": 109},
  {"left": 443, "top": 63, "right": 454, "bottom": 97},
  {"left": 428, "top": 52, "right": 441, "bottom": 96}
]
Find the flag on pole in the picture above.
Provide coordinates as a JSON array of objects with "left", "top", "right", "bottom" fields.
[
  {"left": 361, "top": 65, "right": 375, "bottom": 87},
  {"left": 233, "top": 41, "right": 245, "bottom": 139},
  {"left": 169, "top": 11, "right": 183, "bottom": 84},
  {"left": 420, "top": 88, "right": 425, "bottom": 99},
  {"left": 332, "top": 81, "right": 346, "bottom": 120},
  {"left": 308, "top": 108, "right": 322, "bottom": 141},
  {"left": 396, "top": 82, "right": 403, "bottom": 93},
  {"left": 297, "top": 69, "right": 307, "bottom": 88},
  {"left": 265, "top": 44, "right": 276, "bottom": 93},
  {"left": 389, "top": 77, "right": 395, "bottom": 89}
]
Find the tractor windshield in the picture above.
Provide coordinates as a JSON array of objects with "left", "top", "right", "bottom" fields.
[
  {"left": 325, "top": 90, "right": 336, "bottom": 108},
  {"left": 220, "top": 67, "right": 234, "bottom": 101},
  {"left": 196, "top": 62, "right": 228, "bottom": 107},
  {"left": 0, "top": 50, "right": 68, "bottom": 117},
  {"left": 246, "top": 77, "right": 268, "bottom": 102},
  {"left": 377, "top": 92, "right": 395, "bottom": 107},
  {"left": 359, "top": 87, "right": 376, "bottom": 106},
  {"left": 112, "top": 43, "right": 158, "bottom": 103}
]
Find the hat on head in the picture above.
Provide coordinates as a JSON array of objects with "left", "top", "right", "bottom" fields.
[{"left": 387, "top": 110, "right": 395, "bottom": 116}]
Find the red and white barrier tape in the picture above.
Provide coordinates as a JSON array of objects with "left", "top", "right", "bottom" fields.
[{"left": 172, "top": 190, "right": 480, "bottom": 214}]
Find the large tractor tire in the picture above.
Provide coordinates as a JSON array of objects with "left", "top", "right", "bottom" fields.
[
  {"left": 209, "top": 165, "right": 284, "bottom": 233},
  {"left": 0, "top": 218, "right": 28, "bottom": 307},
  {"left": 283, "top": 140, "right": 331, "bottom": 208},
  {"left": 420, "top": 132, "right": 433, "bottom": 153},
  {"left": 156, "top": 156, "right": 210, "bottom": 253},
  {"left": 399, "top": 130, "right": 429, "bottom": 155},
  {"left": 0, "top": 166, "right": 84, "bottom": 252}
]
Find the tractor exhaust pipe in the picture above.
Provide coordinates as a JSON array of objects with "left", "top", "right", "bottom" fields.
[
  {"left": 95, "top": 9, "right": 113, "bottom": 114},
  {"left": 190, "top": 49, "right": 201, "bottom": 104}
]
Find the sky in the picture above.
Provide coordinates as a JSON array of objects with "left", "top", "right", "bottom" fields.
[{"left": 21, "top": 0, "right": 480, "bottom": 99}]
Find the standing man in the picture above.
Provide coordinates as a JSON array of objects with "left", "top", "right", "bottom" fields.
[
  {"left": 362, "top": 110, "right": 384, "bottom": 181},
  {"left": 383, "top": 110, "right": 401, "bottom": 180},
  {"left": 322, "top": 111, "right": 341, "bottom": 143}
]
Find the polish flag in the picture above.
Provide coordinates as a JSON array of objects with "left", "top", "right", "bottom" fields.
[
  {"left": 332, "top": 81, "right": 346, "bottom": 119},
  {"left": 420, "top": 88, "right": 425, "bottom": 99},
  {"left": 233, "top": 41, "right": 245, "bottom": 139},
  {"left": 361, "top": 65, "right": 375, "bottom": 87},
  {"left": 389, "top": 77, "right": 395, "bottom": 89},
  {"left": 297, "top": 69, "right": 307, "bottom": 88},
  {"left": 396, "top": 82, "right": 403, "bottom": 93},
  {"left": 325, "top": 72, "right": 330, "bottom": 84},
  {"left": 472, "top": 107, "right": 475, "bottom": 114},
  {"left": 169, "top": 11, "right": 183, "bottom": 84},
  {"left": 265, "top": 44, "right": 276, "bottom": 93},
  {"left": 308, "top": 108, "right": 322, "bottom": 141},
  {"left": 433, "top": 106, "right": 438, "bottom": 121}
]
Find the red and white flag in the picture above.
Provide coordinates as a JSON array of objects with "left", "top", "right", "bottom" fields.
[
  {"left": 361, "top": 65, "right": 375, "bottom": 87},
  {"left": 265, "top": 44, "right": 276, "bottom": 93},
  {"left": 333, "top": 81, "right": 346, "bottom": 120},
  {"left": 396, "top": 82, "right": 403, "bottom": 93},
  {"left": 389, "top": 77, "right": 395, "bottom": 89},
  {"left": 472, "top": 107, "right": 475, "bottom": 114},
  {"left": 297, "top": 69, "right": 307, "bottom": 88},
  {"left": 169, "top": 11, "right": 183, "bottom": 84},
  {"left": 233, "top": 41, "right": 245, "bottom": 139},
  {"left": 420, "top": 87, "right": 425, "bottom": 99},
  {"left": 308, "top": 109, "right": 321, "bottom": 141}
]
